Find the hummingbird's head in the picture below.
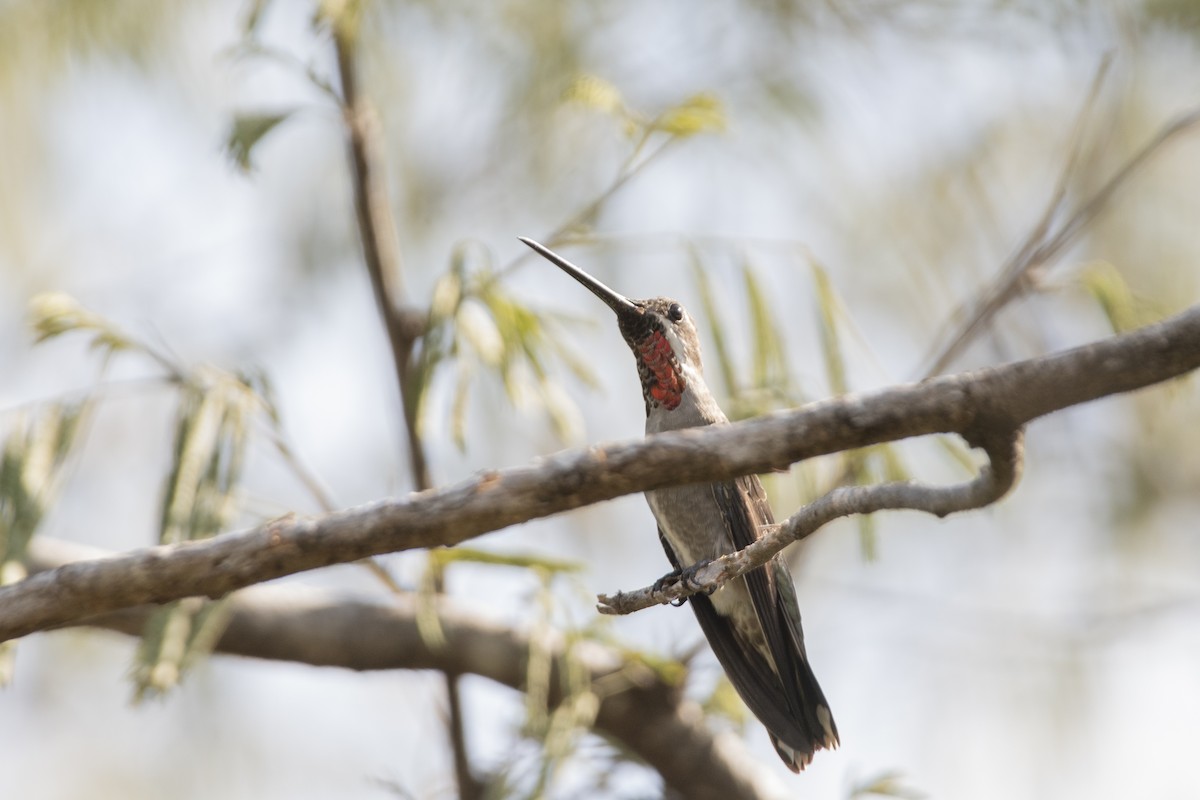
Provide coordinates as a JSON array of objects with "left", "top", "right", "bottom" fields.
[{"left": 519, "top": 238, "right": 703, "bottom": 414}]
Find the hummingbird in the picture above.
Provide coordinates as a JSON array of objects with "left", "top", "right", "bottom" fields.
[{"left": 519, "top": 237, "right": 838, "bottom": 771}]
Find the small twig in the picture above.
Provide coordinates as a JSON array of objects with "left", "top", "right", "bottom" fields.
[
  {"left": 598, "top": 429, "right": 1024, "bottom": 614},
  {"left": 491, "top": 137, "right": 682, "bottom": 282}
]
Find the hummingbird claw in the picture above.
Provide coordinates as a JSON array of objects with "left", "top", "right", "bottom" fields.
[
  {"left": 652, "top": 569, "right": 692, "bottom": 606},
  {"left": 679, "top": 559, "right": 715, "bottom": 595},
  {"left": 652, "top": 568, "right": 683, "bottom": 594}
]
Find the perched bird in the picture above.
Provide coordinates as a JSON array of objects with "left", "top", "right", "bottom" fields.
[{"left": 520, "top": 237, "right": 838, "bottom": 771}]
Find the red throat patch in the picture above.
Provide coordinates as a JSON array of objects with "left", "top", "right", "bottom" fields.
[{"left": 637, "top": 330, "right": 685, "bottom": 410}]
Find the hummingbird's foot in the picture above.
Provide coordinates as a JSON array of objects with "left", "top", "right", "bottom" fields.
[
  {"left": 652, "top": 569, "right": 690, "bottom": 606},
  {"left": 653, "top": 560, "right": 715, "bottom": 606},
  {"left": 652, "top": 569, "right": 682, "bottom": 593},
  {"left": 679, "top": 559, "right": 715, "bottom": 596}
]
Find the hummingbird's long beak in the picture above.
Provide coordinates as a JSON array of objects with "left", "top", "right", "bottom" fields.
[{"left": 519, "top": 237, "right": 640, "bottom": 318}]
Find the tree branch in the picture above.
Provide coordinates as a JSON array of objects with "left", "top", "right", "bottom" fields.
[
  {"left": 1, "top": 305, "right": 1198, "bottom": 642},
  {"left": 25, "top": 538, "right": 786, "bottom": 800},
  {"left": 598, "top": 428, "right": 1024, "bottom": 613},
  {"left": 334, "top": 24, "right": 430, "bottom": 491},
  {"left": 333, "top": 24, "right": 476, "bottom": 798}
]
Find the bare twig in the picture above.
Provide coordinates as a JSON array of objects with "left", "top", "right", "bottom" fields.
[
  {"left": 492, "top": 137, "right": 682, "bottom": 282},
  {"left": 2, "top": 304, "right": 1198, "bottom": 642},
  {"left": 920, "top": 73, "right": 1200, "bottom": 377},
  {"left": 598, "top": 429, "right": 1024, "bottom": 613},
  {"left": 26, "top": 538, "right": 787, "bottom": 800},
  {"left": 334, "top": 27, "right": 430, "bottom": 491}
]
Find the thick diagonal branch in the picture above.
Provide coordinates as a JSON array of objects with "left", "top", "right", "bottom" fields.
[{"left": 1, "top": 305, "right": 1198, "bottom": 642}]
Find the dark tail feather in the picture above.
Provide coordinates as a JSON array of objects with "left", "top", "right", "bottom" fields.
[
  {"left": 770, "top": 651, "right": 838, "bottom": 772},
  {"left": 686, "top": 591, "right": 837, "bottom": 772}
]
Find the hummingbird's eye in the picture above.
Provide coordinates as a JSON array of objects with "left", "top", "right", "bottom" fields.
[{"left": 667, "top": 303, "right": 684, "bottom": 322}]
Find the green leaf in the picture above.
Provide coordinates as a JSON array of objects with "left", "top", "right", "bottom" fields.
[
  {"left": 430, "top": 546, "right": 583, "bottom": 574},
  {"left": 415, "top": 557, "right": 447, "bottom": 651},
  {"left": 563, "top": 74, "right": 625, "bottom": 115},
  {"left": 857, "top": 510, "right": 878, "bottom": 562},
  {"left": 139, "top": 371, "right": 251, "bottom": 698},
  {"left": 456, "top": 299, "right": 504, "bottom": 367},
  {"left": 0, "top": 401, "right": 90, "bottom": 685},
  {"left": 449, "top": 362, "right": 475, "bottom": 452},
  {"left": 689, "top": 249, "right": 738, "bottom": 399},
  {"left": 655, "top": 92, "right": 725, "bottom": 138},
  {"left": 132, "top": 596, "right": 233, "bottom": 702},
  {"left": 840, "top": 449, "right": 877, "bottom": 559},
  {"left": 225, "top": 110, "right": 295, "bottom": 173},
  {"left": 241, "top": 0, "right": 273, "bottom": 36},
  {"left": 849, "top": 770, "right": 926, "bottom": 799},
  {"left": 742, "top": 259, "right": 788, "bottom": 392},
  {"left": 701, "top": 675, "right": 749, "bottom": 728},
  {"left": 1081, "top": 261, "right": 1153, "bottom": 334},
  {"left": 937, "top": 435, "right": 981, "bottom": 475},
  {"left": 28, "top": 292, "right": 133, "bottom": 354},
  {"left": 811, "top": 261, "right": 848, "bottom": 395},
  {"left": 0, "top": 402, "right": 89, "bottom": 564},
  {"left": 158, "top": 376, "right": 250, "bottom": 546},
  {"left": 874, "top": 443, "right": 910, "bottom": 483}
]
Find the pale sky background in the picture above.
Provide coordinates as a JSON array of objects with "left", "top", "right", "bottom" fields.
[{"left": 2, "top": 1, "right": 1200, "bottom": 798}]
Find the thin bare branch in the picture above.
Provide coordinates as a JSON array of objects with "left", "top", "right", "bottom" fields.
[
  {"left": 492, "top": 137, "right": 682, "bottom": 282},
  {"left": 334, "top": 25, "right": 430, "bottom": 491},
  {"left": 1, "top": 304, "right": 1197, "bottom": 642},
  {"left": 598, "top": 429, "right": 1024, "bottom": 613},
  {"left": 25, "top": 538, "right": 787, "bottom": 800}
]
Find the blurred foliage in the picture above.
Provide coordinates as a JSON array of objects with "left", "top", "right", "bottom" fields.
[
  {"left": 134, "top": 368, "right": 257, "bottom": 701},
  {"left": 0, "top": 401, "right": 90, "bottom": 684},
  {"left": 701, "top": 673, "right": 751, "bottom": 730},
  {"left": 24, "top": 293, "right": 283, "bottom": 699},
  {"left": 1144, "top": 0, "right": 1200, "bottom": 31},
  {"left": 689, "top": 253, "right": 802, "bottom": 421},
  {"left": 565, "top": 74, "right": 726, "bottom": 142},
  {"left": 411, "top": 243, "right": 601, "bottom": 449},
  {"left": 0, "top": 0, "right": 195, "bottom": 90},
  {"left": 415, "top": 545, "right": 583, "bottom": 651},
  {"left": 0, "top": 1, "right": 201, "bottom": 266},
  {"left": 848, "top": 770, "right": 926, "bottom": 799},
  {"left": 518, "top": 572, "right": 600, "bottom": 798},
  {"left": 346, "top": 76, "right": 730, "bottom": 465},
  {"left": 226, "top": 110, "right": 298, "bottom": 172},
  {"left": 1080, "top": 260, "right": 1163, "bottom": 334},
  {"left": 30, "top": 292, "right": 139, "bottom": 360}
]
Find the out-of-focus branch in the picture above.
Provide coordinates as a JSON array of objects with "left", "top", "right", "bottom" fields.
[
  {"left": 599, "top": 429, "right": 1024, "bottom": 613},
  {"left": 332, "top": 21, "right": 476, "bottom": 798},
  {"left": 493, "top": 137, "right": 681, "bottom": 282},
  {"left": 1, "top": 303, "right": 1198, "bottom": 642},
  {"left": 26, "top": 538, "right": 787, "bottom": 800},
  {"left": 920, "top": 79, "right": 1200, "bottom": 377},
  {"left": 333, "top": 23, "right": 430, "bottom": 491}
]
